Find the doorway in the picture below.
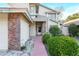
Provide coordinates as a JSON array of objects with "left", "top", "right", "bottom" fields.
[{"left": 36, "top": 22, "right": 43, "bottom": 36}]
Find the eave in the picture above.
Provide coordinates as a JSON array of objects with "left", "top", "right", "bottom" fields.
[
  {"left": 0, "top": 8, "right": 33, "bottom": 23},
  {"left": 63, "top": 18, "right": 79, "bottom": 26}
]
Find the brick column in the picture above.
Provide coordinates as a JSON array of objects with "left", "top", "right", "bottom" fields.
[{"left": 8, "top": 13, "right": 20, "bottom": 50}]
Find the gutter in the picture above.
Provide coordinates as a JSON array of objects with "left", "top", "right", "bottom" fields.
[
  {"left": 39, "top": 4, "right": 60, "bottom": 13},
  {"left": 0, "top": 7, "right": 33, "bottom": 23},
  {"left": 24, "top": 9, "right": 33, "bottom": 23},
  {"left": 31, "top": 14, "right": 58, "bottom": 23},
  {"left": 63, "top": 18, "right": 79, "bottom": 26},
  {"left": 49, "top": 19, "right": 58, "bottom": 24}
]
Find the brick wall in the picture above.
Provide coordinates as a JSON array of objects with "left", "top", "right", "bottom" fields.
[{"left": 8, "top": 13, "right": 20, "bottom": 50}]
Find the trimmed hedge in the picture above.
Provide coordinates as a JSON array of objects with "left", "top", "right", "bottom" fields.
[
  {"left": 68, "top": 24, "right": 78, "bottom": 37},
  {"left": 47, "top": 36, "right": 79, "bottom": 56},
  {"left": 49, "top": 25, "right": 62, "bottom": 36},
  {"left": 42, "top": 33, "right": 50, "bottom": 44}
]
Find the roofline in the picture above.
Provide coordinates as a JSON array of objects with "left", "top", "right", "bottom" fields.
[
  {"left": 30, "top": 13, "right": 58, "bottom": 23},
  {"left": 23, "top": 13, "right": 33, "bottom": 23},
  {"left": 50, "top": 19, "right": 58, "bottom": 24},
  {"left": 24, "top": 9, "right": 33, "bottom": 23},
  {"left": 39, "top": 4, "right": 60, "bottom": 13},
  {"left": 63, "top": 18, "right": 79, "bottom": 25},
  {"left": 30, "top": 3, "right": 60, "bottom": 13},
  {"left": 8, "top": 3, "right": 28, "bottom": 9},
  {"left": 0, "top": 8, "right": 33, "bottom": 23},
  {"left": 0, "top": 8, "right": 27, "bottom": 13},
  {"left": 0, "top": 7, "right": 26, "bottom": 9}
]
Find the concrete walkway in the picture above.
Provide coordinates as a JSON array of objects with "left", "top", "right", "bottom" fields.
[{"left": 31, "top": 36, "right": 48, "bottom": 56}]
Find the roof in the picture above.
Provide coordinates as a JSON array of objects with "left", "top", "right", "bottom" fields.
[
  {"left": 50, "top": 19, "right": 58, "bottom": 23},
  {"left": 8, "top": 3, "right": 28, "bottom": 8},
  {"left": 30, "top": 3, "right": 60, "bottom": 13},
  {"left": 0, "top": 3, "right": 27, "bottom": 8},
  {"left": 0, "top": 3, "right": 33, "bottom": 23},
  {"left": 63, "top": 18, "right": 79, "bottom": 26},
  {"left": 39, "top": 4, "right": 60, "bottom": 13},
  {"left": 23, "top": 9, "right": 33, "bottom": 23}
]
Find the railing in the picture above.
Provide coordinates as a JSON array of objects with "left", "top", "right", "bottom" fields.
[
  {"left": 30, "top": 14, "right": 48, "bottom": 21},
  {"left": 30, "top": 13, "right": 58, "bottom": 22},
  {"left": 31, "top": 14, "right": 47, "bottom": 19}
]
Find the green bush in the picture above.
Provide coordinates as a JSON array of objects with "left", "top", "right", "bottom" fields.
[
  {"left": 42, "top": 33, "right": 50, "bottom": 44},
  {"left": 77, "top": 32, "right": 79, "bottom": 36},
  {"left": 49, "top": 25, "right": 62, "bottom": 36},
  {"left": 68, "top": 24, "right": 78, "bottom": 37},
  {"left": 47, "top": 36, "right": 79, "bottom": 56}
]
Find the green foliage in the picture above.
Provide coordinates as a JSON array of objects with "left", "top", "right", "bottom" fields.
[
  {"left": 49, "top": 25, "right": 62, "bottom": 36},
  {"left": 47, "top": 36, "right": 79, "bottom": 56},
  {"left": 68, "top": 24, "right": 78, "bottom": 37},
  {"left": 77, "top": 32, "right": 79, "bottom": 36},
  {"left": 42, "top": 32, "right": 51, "bottom": 44}
]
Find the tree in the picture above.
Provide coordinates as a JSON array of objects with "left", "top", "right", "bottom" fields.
[
  {"left": 49, "top": 25, "right": 62, "bottom": 36},
  {"left": 68, "top": 24, "right": 78, "bottom": 37},
  {"left": 66, "top": 13, "right": 79, "bottom": 22}
]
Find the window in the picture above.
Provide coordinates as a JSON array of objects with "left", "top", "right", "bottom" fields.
[
  {"left": 30, "top": 6, "right": 36, "bottom": 14},
  {"left": 36, "top": 5, "right": 39, "bottom": 14},
  {"left": 47, "top": 13, "right": 56, "bottom": 20},
  {"left": 30, "top": 5, "right": 39, "bottom": 18}
]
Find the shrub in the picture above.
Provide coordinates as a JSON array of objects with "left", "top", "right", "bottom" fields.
[
  {"left": 49, "top": 25, "right": 62, "bottom": 36},
  {"left": 77, "top": 32, "right": 79, "bottom": 36},
  {"left": 47, "top": 36, "right": 79, "bottom": 56},
  {"left": 68, "top": 24, "right": 78, "bottom": 37},
  {"left": 42, "top": 32, "right": 51, "bottom": 44}
]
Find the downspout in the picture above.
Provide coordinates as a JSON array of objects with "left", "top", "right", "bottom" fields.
[{"left": 47, "top": 18, "right": 49, "bottom": 32}]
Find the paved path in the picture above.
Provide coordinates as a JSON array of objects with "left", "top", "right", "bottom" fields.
[
  {"left": 31, "top": 36, "right": 48, "bottom": 56},
  {"left": 0, "top": 50, "right": 28, "bottom": 56}
]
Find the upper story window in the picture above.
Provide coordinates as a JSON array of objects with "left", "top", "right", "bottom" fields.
[
  {"left": 30, "top": 5, "right": 39, "bottom": 18},
  {"left": 30, "top": 5, "right": 39, "bottom": 14},
  {"left": 47, "top": 13, "right": 56, "bottom": 20},
  {"left": 36, "top": 5, "right": 39, "bottom": 14},
  {"left": 30, "top": 5, "right": 36, "bottom": 14}
]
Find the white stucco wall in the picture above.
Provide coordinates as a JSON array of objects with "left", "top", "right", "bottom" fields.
[
  {"left": 0, "top": 13, "right": 8, "bottom": 50},
  {"left": 48, "top": 20, "right": 57, "bottom": 31},
  {"left": 20, "top": 15, "right": 30, "bottom": 46},
  {"left": 9, "top": 3, "right": 29, "bottom": 8},
  {"left": 61, "top": 26, "right": 69, "bottom": 36},
  {"left": 30, "top": 22, "right": 36, "bottom": 36},
  {"left": 39, "top": 6, "right": 55, "bottom": 16}
]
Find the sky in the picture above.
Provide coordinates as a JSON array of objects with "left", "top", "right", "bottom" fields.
[
  {"left": 0, "top": 3, "right": 9, "bottom": 7},
  {"left": 0, "top": 3, "right": 79, "bottom": 20},
  {"left": 42, "top": 3, "right": 79, "bottom": 20}
]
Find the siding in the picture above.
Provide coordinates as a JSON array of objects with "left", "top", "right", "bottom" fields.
[
  {"left": 0, "top": 13, "right": 8, "bottom": 50},
  {"left": 39, "top": 6, "right": 56, "bottom": 16},
  {"left": 48, "top": 20, "right": 57, "bottom": 31},
  {"left": 20, "top": 15, "right": 30, "bottom": 46},
  {"left": 30, "top": 22, "right": 36, "bottom": 36},
  {"left": 61, "top": 26, "right": 69, "bottom": 36}
]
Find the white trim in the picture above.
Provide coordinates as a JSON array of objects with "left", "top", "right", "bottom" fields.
[
  {"left": 64, "top": 18, "right": 79, "bottom": 25},
  {"left": 0, "top": 8, "right": 27, "bottom": 13},
  {"left": 0, "top": 8, "right": 33, "bottom": 23}
]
